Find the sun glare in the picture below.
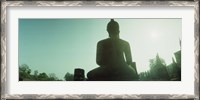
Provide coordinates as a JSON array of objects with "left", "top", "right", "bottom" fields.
[{"left": 151, "top": 32, "right": 158, "bottom": 39}]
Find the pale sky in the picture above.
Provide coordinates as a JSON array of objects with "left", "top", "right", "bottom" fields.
[{"left": 19, "top": 19, "right": 181, "bottom": 80}]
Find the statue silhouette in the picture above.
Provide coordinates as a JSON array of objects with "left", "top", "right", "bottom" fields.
[{"left": 87, "top": 19, "right": 138, "bottom": 81}]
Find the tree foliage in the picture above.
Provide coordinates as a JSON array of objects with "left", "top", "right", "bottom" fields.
[
  {"left": 19, "top": 64, "right": 32, "bottom": 80},
  {"left": 139, "top": 54, "right": 170, "bottom": 81},
  {"left": 48, "top": 73, "right": 59, "bottom": 81},
  {"left": 64, "top": 72, "right": 74, "bottom": 81},
  {"left": 19, "top": 64, "right": 62, "bottom": 81}
]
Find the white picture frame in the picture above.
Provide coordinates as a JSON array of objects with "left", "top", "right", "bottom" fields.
[{"left": 1, "top": 1, "right": 199, "bottom": 99}]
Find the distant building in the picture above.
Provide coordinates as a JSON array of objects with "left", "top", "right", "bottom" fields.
[
  {"left": 138, "top": 49, "right": 181, "bottom": 81},
  {"left": 166, "top": 50, "right": 181, "bottom": 81},
  {"left": 174, "top": 50, "right": 181, "bottom": 67}
]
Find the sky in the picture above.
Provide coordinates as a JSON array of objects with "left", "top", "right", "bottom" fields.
[{"left": 19, "top": 19, "right": 181, "bottom": 80}]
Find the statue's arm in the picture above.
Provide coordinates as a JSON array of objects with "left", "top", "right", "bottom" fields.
[
  {"left": 96, "top": 41, "right": 102, "bottom": 66},
  {"left": 124, "top": 42, "right": 132, "bottom": 65}
]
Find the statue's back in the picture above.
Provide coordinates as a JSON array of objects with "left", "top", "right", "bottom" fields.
[{"left": 97, "top": 38, "right": 129, "bottom": 68}]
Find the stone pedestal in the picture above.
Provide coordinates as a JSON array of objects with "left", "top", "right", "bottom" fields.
[{"left": 74, "top": 68, "right": 85, "bottom": 81}]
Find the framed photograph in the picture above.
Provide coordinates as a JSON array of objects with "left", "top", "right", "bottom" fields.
[{"left": 1, "top": 0, "right": 199, "bottom": 99}]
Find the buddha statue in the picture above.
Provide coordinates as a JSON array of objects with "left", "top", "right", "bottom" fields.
[{"left": 87, "top": 19, "right": 138, "bottom": 81}]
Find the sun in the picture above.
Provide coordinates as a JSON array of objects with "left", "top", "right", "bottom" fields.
[{"left": 151, "top": 32, "right": 158, "bottom": 39}]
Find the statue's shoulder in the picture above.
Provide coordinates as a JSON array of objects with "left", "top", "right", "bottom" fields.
[
  {"left": 119, "top": 38, "right": 129, "bottom": 45},
  {"left": 97, "top": 38, "right": 110, "bottom": 44}
]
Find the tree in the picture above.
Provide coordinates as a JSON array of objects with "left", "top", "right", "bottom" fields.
[
  {"left": 64, "top": 72, "right": 74, "bottom": 81},
  {"left": 149, "top": 54, "right": 166, "bottom": 69},
  {"left": 38, "top": 72, "right": 49, "bottom": 81},
  {"left": 48, "top": 73, "right": 59, "bottom": 81},
  {"left": 19, "top": 64, "right": 32, "bottom": 80},
  {"left": 149, "top": 54, "right": 169, "bottom": 81},
  {"left": 34, "top": 70, "right": 38, "bottom": 76},
  {"left": 139, "top": 71, "right": 151, "bottom": 81},
  {"left": 19, "top": 64, "right": 62, "bottom": 81},
  {"left": 33, "top": 70, "right": 39, "bottom": 80}
]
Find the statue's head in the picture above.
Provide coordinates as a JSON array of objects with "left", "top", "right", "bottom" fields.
[{"left": 107, "top": 19, "right": 120, "bottom": 37}]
